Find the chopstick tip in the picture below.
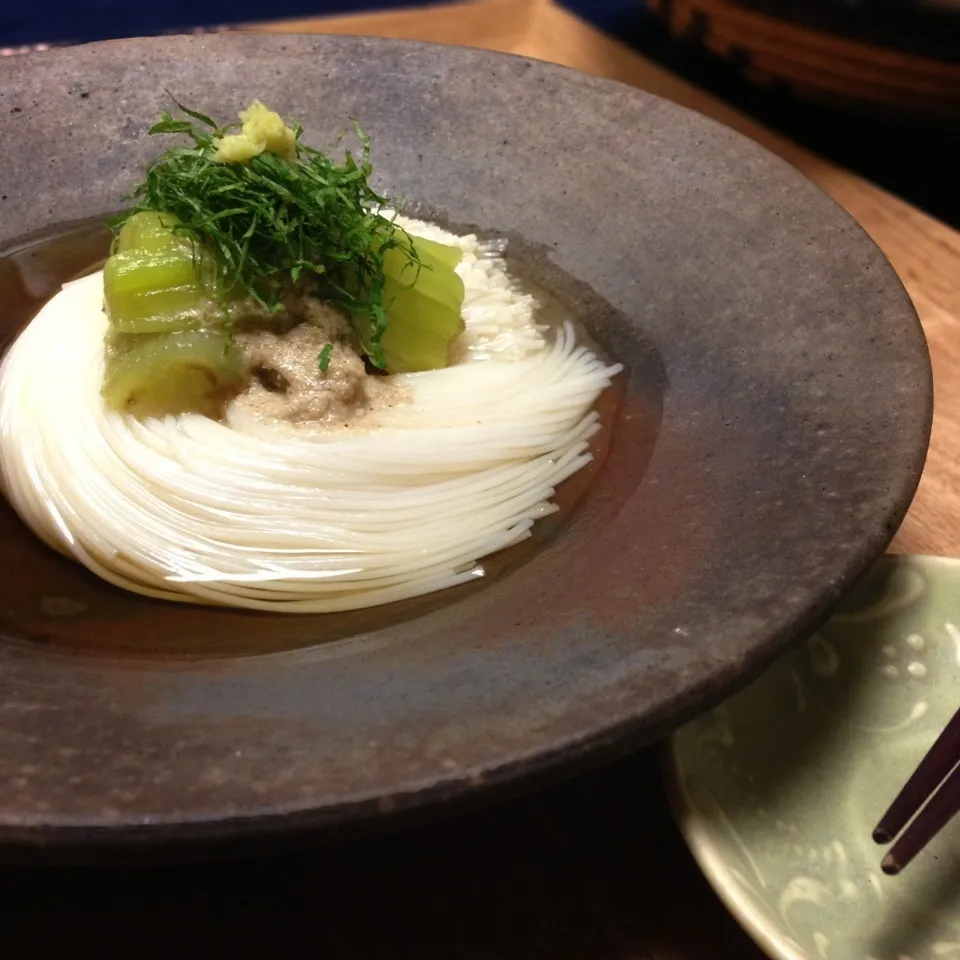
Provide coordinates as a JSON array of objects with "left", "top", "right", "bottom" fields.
[
  {"left": 881, "top": 853, "right": 902, "bottom": 876},
  {"left": 872, "top": 825, "right": 893, "bottom": 844}
]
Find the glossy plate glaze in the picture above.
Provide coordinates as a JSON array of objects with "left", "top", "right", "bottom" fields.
[
  {"left": 667, "top": 555, "right": 960, "bottom": 960},
  {"left": 0, "top": 34, "right": 931, "bottom": 855}
]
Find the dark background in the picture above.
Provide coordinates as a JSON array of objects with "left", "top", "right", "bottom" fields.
[{"left": 0, "top": 0, "right": 630, "bottom": 46}]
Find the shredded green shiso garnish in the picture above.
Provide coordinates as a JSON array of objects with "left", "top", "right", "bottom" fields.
[
  {"left": 317, "top": 342, "right": 334, "bottom": 373},
  {"left": 109, "top": 99, "right": 416, "bottom": 368}
]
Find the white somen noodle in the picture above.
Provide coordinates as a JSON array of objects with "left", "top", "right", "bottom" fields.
[{"left": 0, "top": 217, "right": 622, "bottom": 612}]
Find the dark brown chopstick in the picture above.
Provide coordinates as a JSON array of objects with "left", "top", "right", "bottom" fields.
[{"left": 873, "top": 706, "right": 960, "bottom": 875}]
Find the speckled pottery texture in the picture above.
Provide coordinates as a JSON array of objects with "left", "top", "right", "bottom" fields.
[
  {"left": 0, "top": 34, "right": 932, "bottom": 855},
  {"left": 667, "top": 555, "right": 960, "bottom": 960}
]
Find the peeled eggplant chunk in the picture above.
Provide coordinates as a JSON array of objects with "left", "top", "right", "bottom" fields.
[
  {"left": 101, "top": 329, "right": 246, "bottom": 418},
  {"left": 355, "top": 232, "right": 465, "bottom": 373}
]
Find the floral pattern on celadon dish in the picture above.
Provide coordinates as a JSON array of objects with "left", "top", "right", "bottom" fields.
[{"left": 667, "top": 555, "right": 960, "bottom": 960}]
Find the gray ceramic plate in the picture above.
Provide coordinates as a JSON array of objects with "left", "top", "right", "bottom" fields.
[
  {"left": 0, "top": 34, "right": 931, "bottom": 855},
  {"left": 667, "top": 555, "right": 960, "bottom": 960}
]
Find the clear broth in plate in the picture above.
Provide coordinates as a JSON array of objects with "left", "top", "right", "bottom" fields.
[{"left": 0, "top": 220, "right": 635, "bottom": 661}]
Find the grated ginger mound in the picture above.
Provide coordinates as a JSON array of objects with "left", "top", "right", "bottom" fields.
[{"left": 214, "top": 100, "right": 296, "bottom": 164}]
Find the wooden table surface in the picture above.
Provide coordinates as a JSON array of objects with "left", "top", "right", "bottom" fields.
[{"left": 6, "top": 3, "right": 960, "bottom": 958}]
